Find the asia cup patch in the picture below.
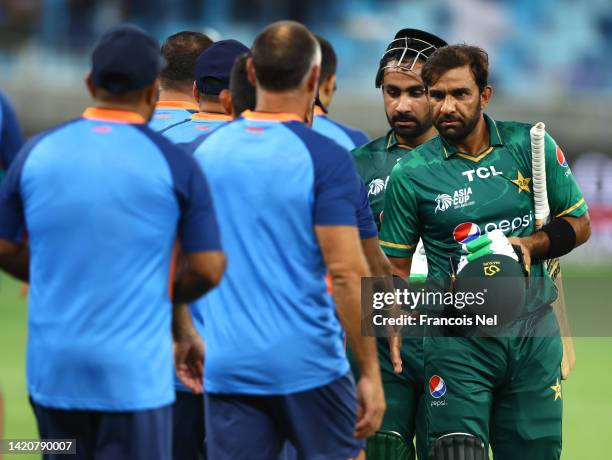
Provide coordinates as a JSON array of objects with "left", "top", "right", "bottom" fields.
[{"left": 429, "top": 375, "right": 447, "bottom": 399}]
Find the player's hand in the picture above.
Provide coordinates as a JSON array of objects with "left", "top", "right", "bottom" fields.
[
  {"left": 507, "top": 236, "right": 532, "bottom": 272},
  {"left": 561, "top": 336, "right": 576, "bottom": 380},
  {"left": 174, "top": 333, "right": 205, "bottom": 394},
  {"left": 388, "top": 336, "right": 402, "bottom": 374},
  {"left": 354, "top": 372, "right": 385, "bottom": 439}
]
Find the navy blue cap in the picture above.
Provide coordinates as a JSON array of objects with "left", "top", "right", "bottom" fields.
[
  {"left": 91, "top": 24, "right": 166, "bottom": 94},
  {"left": 195, "top": 39, "right": 250, "bottom": 95}
]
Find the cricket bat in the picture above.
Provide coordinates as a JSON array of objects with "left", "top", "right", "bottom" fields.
[{"left": 530, "top": 122, "right": 575, "bottom": 380}]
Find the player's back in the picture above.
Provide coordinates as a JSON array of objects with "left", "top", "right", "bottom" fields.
[
  {"left": 191, "top": 111, "right": 352, "bottom": 395},
  {"left": 160, "top": 112, "right": 231, "bottom": 143},
  {"left": 149, "top": 101, "right": 198, "bottom": 132},
  {"left": 11, "top": 108, "right": 192, "bottom": 410},
  {"left": 312, "top": 112, "right": 368, "bottom": 150}
]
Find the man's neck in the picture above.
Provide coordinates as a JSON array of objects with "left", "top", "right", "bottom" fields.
[
  {"left": 94, "top": 101, "right": 151, "bottom": 122},
  {"left": 395, "top": 126, "right": 438, "bottom": 149},
  {"left": 451, "top": 115, "right": 490, "bottom": 156},
  {"left": 198, "top": 101, "right": 225, "bottom": 114},
  {"left": 158, "top": 87, "right": 194, "bottom": 103},
  {"left": 255, "top": 87, "right": 310, "bottom": 121}
]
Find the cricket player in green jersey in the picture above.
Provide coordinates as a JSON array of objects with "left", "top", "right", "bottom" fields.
[
  {"left": 352, "top": 29, "right": 447, "bottom": 460},
  {"left": 380, "top": 44, "right": 591, "bottom": 459}
]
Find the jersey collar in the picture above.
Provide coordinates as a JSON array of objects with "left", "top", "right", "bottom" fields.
[
  {"left": 82, "top": 107, "right": 146, "bottom": 124},
  {"left": 385, "top": 130, "right": 414, "bottom": 151},
  {"left": 441, "top": 113, "right": 504, "bottom": 161},
  {"left": 191, "top": 112, "right": 232, "bottom": 121},
  {"left": 242, "top": 110, "right": 303, "bottom": 122},
  {"left": 155, "top": 101, "right": 199, "bottom": 110}
]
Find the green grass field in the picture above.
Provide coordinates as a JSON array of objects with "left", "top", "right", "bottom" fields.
[{"left": 1, "top": 272, "right": 611, "bottom": 459}]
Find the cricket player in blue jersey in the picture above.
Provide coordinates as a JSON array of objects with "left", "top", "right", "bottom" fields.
[
  {"left": 171, "top": 51, "right": 256, "bottom": 460},
  {"left": 312, "top": 35, "right": 369, "bottom": 150},
  {"left": 150, "top": 31, "right": 213, "bottom": 132},
  {"left": 186, "top": 21, "right": 385, "bottom": 460},
  {"left": 0, "top": 89, "right": 24, "bottom": 180},
  {"left": 160, "top": 39, "right": 250, "bottom": 144},
  {"left": 0, "top": 24, "right": 225, "bottom": 460}
]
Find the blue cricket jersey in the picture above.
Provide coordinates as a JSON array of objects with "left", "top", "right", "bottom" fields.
[
  {"left": 159, "top": 110, "right": 231, "bottom": 394},
  {"left": 0, "top": 107, "right": 221, "bottom": 411},
  {"left": 312, "top": 111, "right": 369, "bottom": 151},
  {"left": 160, "top": 112, "right": 231, "bottom": 144},
  {"left": 149, "top": 101, "right": 199, "bottom": 132},
  {"left": 0, "top": 89, "right": 24, "bottom": 178},
  {"left": 188, "top": 110, "right": 373, "bottom": 395}
]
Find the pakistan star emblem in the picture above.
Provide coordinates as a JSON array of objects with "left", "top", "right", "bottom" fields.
[
  {"left": 511, "top": 171, "right": 532, "bottom": 193},
  {"left": 550, "top": 378, "right": 562, "bottom": 401}
]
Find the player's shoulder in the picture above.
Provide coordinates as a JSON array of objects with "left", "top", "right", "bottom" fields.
[
  {"left": 391, "top": 136, "right": 443, "bottom": 177},
  {"left": 351, "top": 134, "right": 388, "bottom": 159},
  {"left": 323, "top": 117, "right": 369, "bottom": 146}
]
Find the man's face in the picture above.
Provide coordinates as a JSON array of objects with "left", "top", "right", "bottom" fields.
[
  {"left": 382, "top": 61, "right": 433, "bottom": 140},
  {"left": 428, "top": 65, "right": 484, "bottom": 142}
]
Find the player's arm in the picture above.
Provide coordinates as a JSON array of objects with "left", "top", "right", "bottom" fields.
[
  {"left": 0, "top": 147, "right": 29, "bottom": 281},
  {"left": 312, "top": 142, "right": 385, "bottom": 439},
  {"left": 0, "top": 92, "right": 24, "bottom": 171},
  {"left": 509, "top": 133, "right": 591, "bottom": 265}
]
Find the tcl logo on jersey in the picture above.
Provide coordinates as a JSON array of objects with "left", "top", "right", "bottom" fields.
[
  {"left": 368, "top": 177, "right": 388, "bottom": 196},
  {"left": 461, "top": 166, "right": 503, "bottom": 182}
]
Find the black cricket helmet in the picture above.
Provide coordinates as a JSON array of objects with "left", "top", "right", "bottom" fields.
[{"left": 375, "top": 28, "right": 447, "bottom": 88}]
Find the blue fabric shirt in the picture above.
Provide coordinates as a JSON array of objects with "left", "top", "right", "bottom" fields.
[
  {"left": 149, "top": 101, "right": 198, "bottom": 132},
  {"left": 0, "top": 90, "right": 24, "bottom": 179},
  {"left": 159, "top": 110, "right": 231, "bottom": 393},
  {"left": 0, "top": 107, "right": 221, "bottom": 411},
  {"left": 312, "top": 113, "right": 369, "bottom": 151},
  {"left": 187, "top": 111, "right": 371, "bottom": 395},
  {"left": 160, "top": 112, "right": 231, "bottom": 144}
]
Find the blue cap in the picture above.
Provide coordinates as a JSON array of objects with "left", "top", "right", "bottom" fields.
[
  {"left": 195, "top": 39, "right": 250, "bottom": 95},
  {"left": 91, "top": 24, "right": 166, "bottom": 94}
]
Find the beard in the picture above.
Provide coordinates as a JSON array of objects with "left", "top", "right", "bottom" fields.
[
  {"left": 386, "top": 110, "right": 433, "bottom": 140},
  {"left": 435, "top": 103, "right": 482, "bottom": 142}
]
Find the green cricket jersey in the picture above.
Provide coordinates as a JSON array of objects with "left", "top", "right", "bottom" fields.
[
  {"left": 352, "top": 131, "right": 414, "bottom": 230},
  {"left": 380, "top": 114, "right": 587, "bottom": 313}
]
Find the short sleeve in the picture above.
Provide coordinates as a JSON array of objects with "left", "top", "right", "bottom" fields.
[
  {"left": 543, "top": 133, "right": 588, "bottom": 218},
  {"left": 0, "top": 146, "right": 28, "bottom": 240},
  {"left": 379, "top": 163, "right": 420, "bottom": 257},
  {"left": 312, "top": 143, "right": 360, "bottom": 227},
  {"left": 0, "top": 92, "right": 24, "bottom": 171},
  {"left": 355, "top": 177, "right": 378, "bottom": 239}
]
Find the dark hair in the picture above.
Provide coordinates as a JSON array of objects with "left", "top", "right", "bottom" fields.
[
  {"left": 160, "top": 31, "right": 213, "bottom": 89},
  {"left": 421, "top": 44, "right": 489, "bottom": 92},
  {"left": 230, "top": 54, "right": 256, "bottom": 115},
  {"left": 252, "top": 21, "right": 319, "bottom": 92},
  {"left": 315, "top": 35, "right": 336, "bottom": 84}
]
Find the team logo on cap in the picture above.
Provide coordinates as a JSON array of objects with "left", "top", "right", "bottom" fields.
[
  {"left": 429, "top": 375, "right": 446, "bottom": 399},
  {"left": 453, "top": 222, "right": 481, "bottom": 244},
  {"left": 556, "top": 146, "right": 568, "bottom": 168}
]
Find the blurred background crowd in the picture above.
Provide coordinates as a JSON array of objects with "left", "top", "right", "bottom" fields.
[{"left": 0, "top": 0, "right": 610, "bottom": 266}]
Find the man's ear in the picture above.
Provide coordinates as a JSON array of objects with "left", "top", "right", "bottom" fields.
[
  {"left": 146, "top": 79, "right": 160, "bottom": 106},
  {"left": 219, "top": 89, "right": 233, "bottom": 116},
  {"left": 321, "top": 74, "right": 336, "bottom": 99},
  {"left": 306, "top": 64, "right": 320, "bottom": 93},
  {"left": 85, "top": 72, "right": 96, "bottom": 99},
  {"left": 193, "top": 82, "right": 200, "bottom": 104},
  {"left": 480, "top": 85, "right": 493, "bottom": 110},
  {"left": 246, "top": 58, "right": 257, "bottom": 86}
]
